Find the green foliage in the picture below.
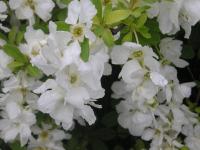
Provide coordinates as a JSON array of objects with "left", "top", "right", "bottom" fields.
[
  {"left": 10, "top": 141, "right": 26, "bottom": 150},
  {"left": 105, "top": 10, "right": 131, "bottom": 25},
  {"left": 80, "top": 38, "right": 90, "bottom": 62},
  {"left": 55, "top": 21, "right": 70, "bottom": 31},
  {"left": 2, "top": 44, "right": 28, "bottom": 63}
]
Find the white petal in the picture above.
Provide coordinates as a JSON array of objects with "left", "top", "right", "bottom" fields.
[
  {"left": 79, "top": 105, "right": 96, "bottom": 125},
  {"left": 150, "top": 72, "right": 168, "bottom": 87},
  {"left": 119, "top": 60, "right": 143, "bottom": 84},
  {"left": 111, "top": 45, "right": 131, "bottom": 65},
  {"left": 79, "top": 0, "right": 97, "bottom": 23},
  {"left": 65, "top": 0, "right": 81, "bottom": 24},
  {"left": 6, "top": 102, "right": 21, "bottom": 119},
  {"left": 38, "top": 90, "right": 62, "bottom": 113}
]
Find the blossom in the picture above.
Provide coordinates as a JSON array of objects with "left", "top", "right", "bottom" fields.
[
  {"left": 148, "top": 0, "right": 200, "bottom": 38},
  {"left": 9, "top": 0, "right": 55, "bottom": 24},
  {"left": 0, "top": 104, "right": 36, "bottom": 146},
  {"left": 28, "top": 123, "right": 70, "bottom": 150},
  {"left": 65, "top": 0, "right": 97, "bottom": 42},
  {"left": 160, "top": 38, "right": 188, "bottom": 68}
]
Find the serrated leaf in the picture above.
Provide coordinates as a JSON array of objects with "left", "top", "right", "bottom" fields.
[
  {"left": 105, "top": 10, "right": 131, "bottom": 25},
  {"left": 3, "top": 44, "right": 28, "bottom": 63},
  {"left": 80, "top": 38, "right": 90, "bottom": 62}
]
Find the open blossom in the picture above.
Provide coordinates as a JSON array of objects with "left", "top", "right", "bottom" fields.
[
  {"left": 111, "top": 39, "right": 198, "bottom": 150},
  {"left": 28, "top": 123, "right": 70, "bottom": 150},
  {"left": 159, "top": 38, "right": 188, "bottom": 68},
  {"left": 182, "top": 124, "right": 200, "bottom": 150},
  {"left": 148, "top": 0, "right": 200, "bottom": 38},
  {"left": 9, "top": 0, "right": 55, "bottom": 24},
  {"left": 65, "top": 0, "right": 97, "bottom": 42},
  {"left": 0, "top": 72, "right": 41, "bottom": 146}
]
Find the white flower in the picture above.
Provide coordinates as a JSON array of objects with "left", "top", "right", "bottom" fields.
[
  {"left": 65, "top": 0, "right": 97, "bottom": 42},
  {"left": 160, "top": 38, "right": 188, "bottom": 68},
  {"left": 9, "top": 0, "right": 55, "bottom": 24},
  {"left": 0, "top": 105, "right": 36, "bottom": 146},
  {"left": 34, "top": 78, "right": 97, "bottom": 130},
  {"left": 183, "top": 125, "right": 200, "bottom": 150},
  {"left": 148, "top": 0, "right": 200, "bottom": 38},
  {"left": 28, "top": 124, "right": 70, "bottom": 150},
  {"left": 173, "top": 82, "right": 196, "bottom": 104},
  {"left": 111, "top": 42, "right": 158, "bottom": 65},
  {"left": 0, "top": 40, "right": 12, "bottom": 79}
]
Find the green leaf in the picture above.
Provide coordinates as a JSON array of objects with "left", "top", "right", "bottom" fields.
[
  {"left": 92, "top": 0, "right": 102, "bottom": 20},
  {"left": 136, "top": 14, "right": 147, "bottom": 28},
  {"left": 8, "top": 26, "right": 18, "bottom": 44},
  {"left": 93, "top": 25, "right": 104, "bottom": 37},
  {"left": 10, "top": 141, "right": 26, "bottom": 150},
  {"left": 122, "top": 32, "right": 132, "bottom": 42},
  {"left": 55, "top": 21, "right": 70, "bottom": 31},
  {"left": 80, "top": 38, "right": 90, "bottom": 62},
  {"left": 134, "top": 139, "right": 146, "bottom": 150},
  {"left": 102, "top": 28, "right": 114, "bottom": 47},
  {"left": 138, "top": 20, "right": 160, "bottom": 46},
  {"left": 60, "top": 0, "right": 71, "bottom": 4},
  {"left": 180, "top": 146, "right": 189, "bottom": 150},
  {"left": 195, "top": 107, "right": 200, "bottom": 113},
  {"left": 0, "top": 31, "right": 8, "bottom": 41},
  {"left": 103, "top": 3, "right": 112, "bottom": 20},
  {"left": 132, "top": 6, "right": 149, "bottom": 18},
  {"left": 8, "top": 61, "right": 25, "bottom": 71},
  {"left": 105, "top": 10, "right": 131, "bottom": 25},
  {"left": 26, "top": 64, "right": 41, "bottom": 77},
  {"left": 16, "top": 31, "right": 25, "bottom": 45},
  {"left": 137, "top": 26, "right": 151, "bottom": 39},
  {"left": 3, "top": 44, "right": 28, "bottom": 63}
]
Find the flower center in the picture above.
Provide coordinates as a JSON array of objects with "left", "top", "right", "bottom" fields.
[
  {"left": 33, "top": 147, "right": 48, "bottom": 150},
  {"left": 132, "top": 50, "right": 144, "bottom": 58},
  {"left": 72, "top": 26, "right": 84, "bottom": 38},
  {"left": 31, "top": 49, "right": 39, "bottom": 56},
  {"left": 39, "top": 131, "right": 49, "bottom": 141},
  {"left": 69, "top": 73, "right": 79, "bottom": 85},
  {"left": 25, "top": 0, "right": 35, "bottom": 10}
]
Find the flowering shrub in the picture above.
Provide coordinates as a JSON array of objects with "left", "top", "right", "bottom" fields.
[{"left": 0, "top": 0, "right": 200, "bottom": 149}]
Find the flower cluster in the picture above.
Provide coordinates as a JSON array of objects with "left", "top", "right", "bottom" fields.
[
  {"left": 0, "top": 0, "right": 199, "bottom": 149},
  {"left": 111, "top": 38, "right": 199, "bottom": 149}
]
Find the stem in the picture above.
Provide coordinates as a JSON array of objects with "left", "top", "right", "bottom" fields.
[{"left": 133, "top": 29, "right": 139, "bottom": 44}]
